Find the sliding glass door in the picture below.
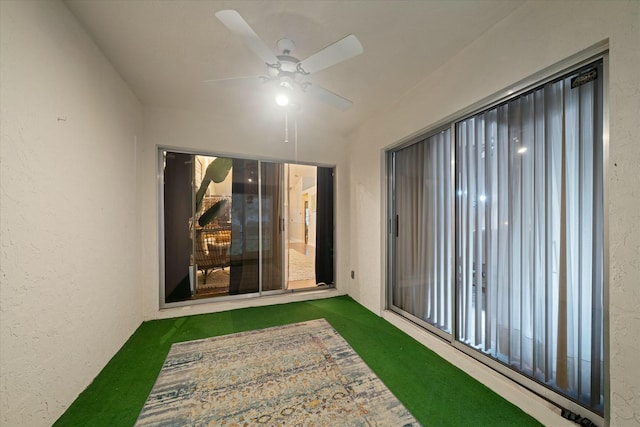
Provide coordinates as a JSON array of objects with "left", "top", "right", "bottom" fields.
[
  {"left": 387, "top": 58, "right": 605, "bottom": 416},
  {"left": 161, "top": 150, "right": 334, "bottom": 305}
]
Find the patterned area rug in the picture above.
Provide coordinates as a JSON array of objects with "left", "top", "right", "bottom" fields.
[{"left": 135, "top": 319, "right": 420, "bottom": 426}]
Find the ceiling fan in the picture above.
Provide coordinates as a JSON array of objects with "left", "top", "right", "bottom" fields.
[{"left": 209, "top": 9, "right": 363, "bottom": 111}]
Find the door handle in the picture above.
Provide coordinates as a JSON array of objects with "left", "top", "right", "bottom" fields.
[{"left": 396, "top": 215, "right": 399, "bottom": 237}]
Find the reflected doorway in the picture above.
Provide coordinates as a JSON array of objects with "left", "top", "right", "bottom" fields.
[{"left": 285, "top": 164, "right": 317, "bottom": 290}]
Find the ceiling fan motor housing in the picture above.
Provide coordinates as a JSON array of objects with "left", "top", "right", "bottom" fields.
[{"left": 270, "top": 55, "right": 303, "bottom": 90}]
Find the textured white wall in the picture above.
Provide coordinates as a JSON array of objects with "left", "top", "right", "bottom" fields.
[
  {"left": 348, "top": 0, "right": 639, "bottom": 425},
  {"left": 139, "top": 107, "right": 350, "bottom": 319},
  {"left": 0, "top": 1, "right": 143, "bottom": 425}
]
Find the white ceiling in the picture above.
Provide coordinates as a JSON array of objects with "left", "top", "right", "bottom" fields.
[{"left": 65, "top": 0, "right": 525, "bottom": 137}]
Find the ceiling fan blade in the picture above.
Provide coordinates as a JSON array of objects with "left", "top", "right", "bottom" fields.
[
  {"left": 303, "top": 83, "right": 353, "bottom": 111},
  {"left": 298, "top": 34, "right": 363, "bottom": 75},
  {"left": 215, "top": 10, "right": 279, "bottom": 66}
]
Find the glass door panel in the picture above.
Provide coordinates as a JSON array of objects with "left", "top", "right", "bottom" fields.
[
  {"left": 193, "top": 155, "right": 232, "bottom": 298},
  {"left": 261, "top": 162, "right": 284, "bottom": 291},
  {"left": 285, "top": 164, "right": 320, "bottom": 290},
  {"left": 389, "top": 130, "right": 452, "bottom": 334},
  {"left": 228, "top": 159, "right": 259, "bottom": 295}
]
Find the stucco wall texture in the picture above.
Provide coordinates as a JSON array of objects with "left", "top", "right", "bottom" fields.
[{"left": 1, "top": 1, "right": 143, "bottom": 425}]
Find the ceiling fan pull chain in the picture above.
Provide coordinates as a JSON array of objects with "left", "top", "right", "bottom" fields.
[
  {"left": 294, "top": 117, "right": 298, "bottom": 162},
  {"left": 284, "top": 111, "right": 289, "bottom": 143}
]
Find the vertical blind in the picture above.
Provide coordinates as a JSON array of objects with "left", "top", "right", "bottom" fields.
[
  {"left": 392, "top": 129, "right": 452, "bottom": 333},
  {"left": 455, "top": 61, "right": 603, "bottom": 411}
]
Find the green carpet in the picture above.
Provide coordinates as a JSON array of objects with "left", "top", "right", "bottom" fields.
[{"left": 54, "top": 296, "right": 542, "bottom": 426}]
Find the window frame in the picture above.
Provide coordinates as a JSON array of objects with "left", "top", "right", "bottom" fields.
[{"left": 158, "top": 147, "right": 337, "bottom": 309}]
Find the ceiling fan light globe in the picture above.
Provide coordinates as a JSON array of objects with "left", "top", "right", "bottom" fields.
[{"left": 275, "top": 94, "right": 290, "bottom": 107}]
